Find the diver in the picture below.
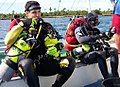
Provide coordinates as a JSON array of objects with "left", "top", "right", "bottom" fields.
[
  {"left": 64, "top": 12, "right": 119, "bottom": 79},
  {"left": 0, "top": 1, "right": 76, "bottom": 87}
]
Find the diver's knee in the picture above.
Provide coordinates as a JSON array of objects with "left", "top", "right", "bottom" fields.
[
  {"left": 67, "top": 57, "right": 76, "bottom": 66},
  {"left": 18, "top": 59, "right": 33, "bottom": 68},
  {"left": 110, "top": 47, "right": 118, "bottom": 54}
]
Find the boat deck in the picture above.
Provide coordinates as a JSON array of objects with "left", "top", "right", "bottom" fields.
[
  {"left": 0, "top": 42, "right": 119, "bottom": 87},
  {"left": 1, "top": 79, "right": 103, "bottom": 87},
  {"left": 0, "top": 58, "right": 115, "bottom": 87},
  {"left": 85, "top": 79, "right": 103, "bottom": 87}
]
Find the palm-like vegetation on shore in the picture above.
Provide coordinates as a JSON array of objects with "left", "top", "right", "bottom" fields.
[{"left": 0, "top": 8, "right": 112, "bottom": 19}]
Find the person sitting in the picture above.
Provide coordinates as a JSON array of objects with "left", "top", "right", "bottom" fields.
[
  {"left": 64, "top": 12, "right": 119, "bottom": 79},
  {"left": 0, "top": 1, "right": 76, "bottom": 87}
]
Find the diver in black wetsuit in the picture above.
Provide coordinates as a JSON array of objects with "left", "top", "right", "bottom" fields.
[
  {"left": 65, "top": 12, "right": 119, "bottom": 79},
  {"left": 0, "top": 1, "right": 76, "bottom": 87}
]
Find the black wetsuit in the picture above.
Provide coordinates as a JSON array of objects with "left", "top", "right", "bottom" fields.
[
  {"left": 74, "top": 23, "right": 119, "bottom": 79},
  {"left": 17, "top": 22, "right": 76, "bottom": 87}
]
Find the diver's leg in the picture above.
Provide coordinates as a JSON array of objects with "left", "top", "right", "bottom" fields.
[
  {"left": 84, "top": 51, "right": 109, "bottom": 79},
  {"left": 97, "top": 54, "right": 109, "bottom": 79},
  {"left": 52, "top": 57, "right": 76, "bottom": 87},
  {"left": 109, "top": 47, "right": 119, "bottom": 77},
  {"left": 18, "top": 59, "right": 40, "bottom": 87}
]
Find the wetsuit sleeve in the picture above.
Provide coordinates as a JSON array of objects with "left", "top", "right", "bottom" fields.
[
  {"left": 4, "top": 21, "right": 24, "bottom": 46},
  {"left": 75, "top": 27, "right": 91, "bottom": 43},
  {"left": 75, "top": 27, "right": 100, "bottom": 43}
]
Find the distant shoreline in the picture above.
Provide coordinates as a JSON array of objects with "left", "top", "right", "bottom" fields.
[
  {"left": 102, "top": 14, "right": 112, "bottom": 16},
  {"left": 44, "top": 15, "right": 112, "bottom": 18},
  {"left": 42, "top": 14, "right": 112, "bottom": 18},
  {"left": 0, "top": 14, "right": 112, "bottom": 20}
]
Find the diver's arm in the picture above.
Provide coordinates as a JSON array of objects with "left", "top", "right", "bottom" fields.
[
  {"left": 75, "top": 27, "right": 98, "bottom": 43},
  {"left": 93, "top": 28, "right": 101, "bottom": 34},
  {"left": 4, "top": 21, "right": 24, "bottom": 46}
]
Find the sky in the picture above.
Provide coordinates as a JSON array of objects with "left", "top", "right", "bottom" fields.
[{"left": 0, "top": 0, "right": 114, "bottom": 14}]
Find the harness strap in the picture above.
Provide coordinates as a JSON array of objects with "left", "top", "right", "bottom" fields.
[{"left": 26, "top": 24, "right": 42, "bottom": 58}]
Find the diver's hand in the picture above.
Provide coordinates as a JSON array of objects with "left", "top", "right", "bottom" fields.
[
  {"left": 90, "top": 35, "right": 100, "bottom": 41},
  {"left": 22, "top": 18, "right": 43, "bottom": 28},
  {"left": 60, "top": 59, "right": 69, "bottom": 68},
  {"left": 100, "top": 32, "right": 111, "bottom": 40},
  {"left": 35, "top": 18, "right": 44, "bottom": 25},
  {"left": 22, "top": 18, "right": 44, "bottom": 33},
  {"left": 22, "top": 18, "right": 33, "bottom": 27}
]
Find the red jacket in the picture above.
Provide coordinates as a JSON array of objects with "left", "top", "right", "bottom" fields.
[{"left": 64, "top": 17, "right": 86, "bottom": 51}]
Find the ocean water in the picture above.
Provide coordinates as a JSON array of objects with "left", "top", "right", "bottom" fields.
[{"left": 0, "top": 16, "right": 112, "bottom": 60}]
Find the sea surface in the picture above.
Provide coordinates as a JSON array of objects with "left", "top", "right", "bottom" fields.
[{"left": 0, "top": 16, "right": 112, "bottom": 60}]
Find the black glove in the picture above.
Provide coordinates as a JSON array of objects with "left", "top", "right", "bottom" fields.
[
  {"left": 35, "top": 18, "right": 44, "bottom": 25},
  {"left": 22, "top": 18, "right": 44, "bottom": 30},
  {"left": 22, "top": 18, "right": 32, "bottom": 29},
  {"left": 87, "top": 35, "right": 100, "bottom": 43},
  {"left": 100, "top": 32, "right": 111, "bottom": 40}
]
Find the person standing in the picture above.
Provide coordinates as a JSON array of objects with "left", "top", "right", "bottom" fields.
[{"left": 110, "top": 0, "right": 120, "bottom": 53}]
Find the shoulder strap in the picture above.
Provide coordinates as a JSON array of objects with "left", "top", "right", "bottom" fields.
[{"left": 26, "top": 20, "right": 43, "bottom": 58}]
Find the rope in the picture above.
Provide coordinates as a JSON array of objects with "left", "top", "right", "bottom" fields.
[
  {"left": 77, "top": 0, "right": 81, "bottom": 10},
  {"left": 70, "top": 0, "right": 77, "bottom": 10},
  {"left": 4, "top": 0, "right": 17, "bottom": 12},
  {"left": 58, "top": 0, "right": 61, "bottom": 11},
  {"left": 0, "top": 0, "right": 8, "bottom": 11}
]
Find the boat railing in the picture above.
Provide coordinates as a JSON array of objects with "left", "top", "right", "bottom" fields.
[{"left": 0, "top": 40, "right": 6, "bottom": 61}]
